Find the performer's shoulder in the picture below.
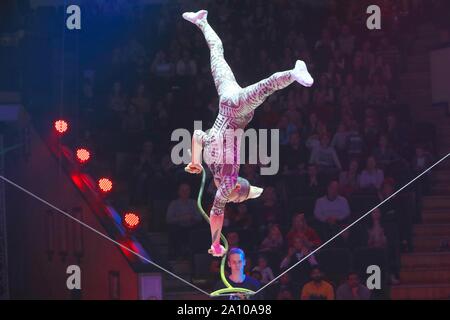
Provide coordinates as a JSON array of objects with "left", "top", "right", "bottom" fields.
[{"left": 245, "top": 276, "right": 262, "bottom": 290}]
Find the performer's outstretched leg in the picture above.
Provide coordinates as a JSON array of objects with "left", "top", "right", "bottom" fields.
[
  {"left": 182, "top": 10, "right": 240, "bottom": 96},
  {"left": 238, "top": 60, "right": 314, "bottom": 115}
]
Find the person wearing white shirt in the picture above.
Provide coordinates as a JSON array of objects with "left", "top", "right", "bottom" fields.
[
  {"left": 314, "top": 181, "right": 351, "bottom": 223},
  {"left": 313, "top": 180, "right": 351, "bottom": 238}
]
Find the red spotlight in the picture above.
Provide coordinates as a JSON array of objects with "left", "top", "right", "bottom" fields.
[
  {"left": 54, "top": 120, "right": 69, "bottom": 134},
  {"left": 123, "top": 212, "right": 141, "bottom": 230},
  {"left": 98, "top": 178, "right": 113, "bottom": 193},
  {"left": 76, "top": 148, "right": 91, "bottom": 163}
]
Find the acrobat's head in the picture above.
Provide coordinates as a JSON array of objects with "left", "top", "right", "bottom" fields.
[{"left": 228, "top": 177, "right": 263, "bottom": 203}]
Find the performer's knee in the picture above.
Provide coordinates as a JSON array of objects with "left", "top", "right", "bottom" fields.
[{"left": 220, "top": 176, "right": 238, "bottom": 201}]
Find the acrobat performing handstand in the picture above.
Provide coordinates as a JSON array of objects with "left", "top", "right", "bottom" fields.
[{"left": 183, "top": 10, "right": 314, "bottom": 258}]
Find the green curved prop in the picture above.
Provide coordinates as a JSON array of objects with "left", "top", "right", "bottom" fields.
[{"left": 196, "top": 169, "right": 255, "bottom": 298}]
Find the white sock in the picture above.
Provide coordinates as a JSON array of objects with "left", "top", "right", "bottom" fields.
[
  {"left": 292, "top": 60, "right": 314, "bottom": 87},
  {"left": 182, "top": 10, "right": 208, "bottom": 26}
]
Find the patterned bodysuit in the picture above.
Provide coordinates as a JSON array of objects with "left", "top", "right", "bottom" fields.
[{"left": 195, "top": 18, "right": 297, "bottom": 218}]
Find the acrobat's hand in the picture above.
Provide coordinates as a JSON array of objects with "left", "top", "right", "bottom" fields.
[
  {"left": 208, "top": 243, "right": 227, "bottom": 257},
  {"left": 185, "top": 162, "right": 203, "bottom": 174}
]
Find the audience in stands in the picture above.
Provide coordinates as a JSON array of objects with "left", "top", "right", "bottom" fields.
[
  {"left": 300, "top": 267, "right": 335, "bottom": 300},
  {"left": 166, "top": 183, "right": 202, "bottom": 258},
  {"left": 281, "top": 131, "right": 309, "bottom": 176},
  {"left": 259, "top": 224, "right": 284, "bottom": 253},
  {"left": 338, "top": 158, "right": 361, "bottom": 197},
  {"left": 358, "top": 156, "right": 385, "bottom": 193},
  {"left": 129, "top": 140, "right": 159, "bottom": 205},
  {"left": 286, "top": 213, "right": 322, "bottom": 248},
  {"left": 336, "top": 272, "right": 371, "bottom": 300},
  {"left": 411, "top": 143, "right": 434, "bottom": 196},
  {"left": 331, "top": 122, "right": 351, "bottom": 161},
  {"left": 226, "top": 231, "right": 241, "bottom": 250},
  {"left": 108, "top": 81, "right": 128, "bottom": 113},
  {"left": 313, "top": 180, "right": 351, "bottom": 239},
  {"left": 256, "top": 186, "right": 283, "bottom": 227},
  {"left": 252, "top": 255, "right": 275, "bottom": 285},
  {"left": 309, "top": 133, "right": 343, "bottom": 177},
  {"left": 280, "top": 237, "right": 319, "bottom": 287},
  {"left": 272, "top": 273, "right": 296, "bottom": 300},
  {"left": 367, "top": 208, "right": 388, "bottom": 249},
  {"left": 299, "top": 163, "right": 325, "bottom": 197},
  {"left": 377, "top": 181, "right": 403, "bottom": 284},
  {"left": 346, "top": 121, "right": 365, "bottom": 160},
  {"left": 372, "top": 134, "right": 401, "bottom": 170}
]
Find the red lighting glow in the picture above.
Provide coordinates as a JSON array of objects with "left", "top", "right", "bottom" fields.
[
  {"left": 76, "top": 148, "right": 91, "bottom": 163},
  {"left": 98, "top": 178, "right": 113, "bottom": 193},
  {"left": 123, "top": 212, "right": 140, "bottom": 230},
  {"left": 54, "top": 120, "right": 68, "bottom": 134}
]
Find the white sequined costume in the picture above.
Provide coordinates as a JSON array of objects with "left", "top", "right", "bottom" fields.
[{"left": 183, "top": 10, "right": 313, "bottom": 252}]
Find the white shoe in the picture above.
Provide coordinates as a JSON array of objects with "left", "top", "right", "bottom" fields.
[
  {"left": 292, "top": 60, "right": 314, "bottom": 87},
  {"left": 248, "top": 186, "right": 264, "bottom": 199},
  {"left": 182, "top": 10, "right": 208, "bottom": 26}
]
